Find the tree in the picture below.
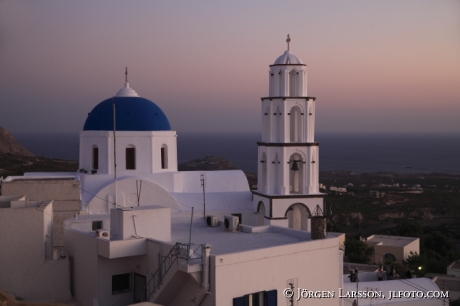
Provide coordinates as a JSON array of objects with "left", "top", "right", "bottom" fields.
[
  {"left": 345, "top": 237, "right": 375, "bottom": 264},
  {"left": 391, "top": 220, "right": 422, "bottom": 237}
]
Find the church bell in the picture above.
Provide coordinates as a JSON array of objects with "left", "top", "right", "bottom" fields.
[{"left": 290, "top": 160, "right": 299, "bottom": 171}]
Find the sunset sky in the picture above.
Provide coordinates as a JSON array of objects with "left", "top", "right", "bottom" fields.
[{"left": 1, "top": 1, "right": 459, "bottom": 135}]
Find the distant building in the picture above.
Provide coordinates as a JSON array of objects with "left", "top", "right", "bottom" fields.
[
  {"left": 365, "top": 235, "right": 419, "bottom": 264},
  {"left": 369, "top": 190, "right": 385, "bottom": 198}
]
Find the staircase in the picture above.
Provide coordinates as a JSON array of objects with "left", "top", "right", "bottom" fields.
[{"left": 141, "top": 242, "right": 205, "bottom": 302}]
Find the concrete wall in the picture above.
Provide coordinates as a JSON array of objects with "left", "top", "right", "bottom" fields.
[
  {"left": 1, "top": 178, "right": 82, "bottom": 248},
  {"left": 0, "top": 200, "right": 71, "bottom": 302},
  {"left": 97, "top": 255, "right": 148, "bottom": 306},
  {"left": 110, "top": 206, "right": 171, "bottom": 241},
  {"left": 210, "top": 237, "right": 342, "bottom": 306},
  {"left": 64, "top": 229, "right": 98, "bottom": 306}
]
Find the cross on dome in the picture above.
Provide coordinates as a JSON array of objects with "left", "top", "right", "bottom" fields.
[
  {"left": 115, "top": 67, "right": 139, "bottom": 97},
  {"left": 286, "top": 34, "right": 291, "bottom": 51}
]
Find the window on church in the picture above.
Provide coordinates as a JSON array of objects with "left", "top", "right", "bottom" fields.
[
  {"left": 92, "top": 146, "right": 99, "bottom": 170},
  {"left": 161, "top": 145, "right": 168, "bottom": 169},
  {"left": 126, "top": 147, "right": 135, "bottom": 170},
  {"left": 233, "top": 290, "right": 277, "bottom": 306}
]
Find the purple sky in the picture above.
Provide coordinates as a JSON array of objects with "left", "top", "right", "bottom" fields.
[{"left": 1, "top": 1, "right": 459, "bottom": 135}]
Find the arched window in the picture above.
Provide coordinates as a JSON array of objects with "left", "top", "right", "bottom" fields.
[
  {"left": 289, "top": 69, "right": 298, "bottom": 96},
  {"left": 383, "top": 253, "right": 397, "bottom": 263},
  {"left": 161, "top": 144, "right": 168, "bottom": 169},
  {"left": 126, "top": 145, "right": 135, "bottom": 170},
  {"left": 290, "top": 106, "right": 302, "bottom": 142},
  {"left": 92, "top": 145, "right": 99, "bottom": 170}
]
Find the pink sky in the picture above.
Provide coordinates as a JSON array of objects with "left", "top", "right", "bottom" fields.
[{"left": 0, "top": 0, "right": 459, "bottom": 135}]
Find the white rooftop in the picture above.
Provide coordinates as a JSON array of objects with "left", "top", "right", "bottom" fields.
[
  {"left": 366, "top": 235, "right": 418, "bottom": 247},
  {"left": 170, "top": 212, "right": 310, "bottom": 255}
]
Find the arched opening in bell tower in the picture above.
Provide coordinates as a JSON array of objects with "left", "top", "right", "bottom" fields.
[
  {"left": 273, "top": 154, "right": 280, "bottom": 194},
  {"left": 289, "top": 153, "right": 304, "bottom": 194},
  {"left": 289, "top": 69, "right": 298, "bottom": 96},
  {"left": 285, "top": 203, "right": 311, "bottom": 231},
  {"left": 289, "top": 106, "right": 302, "bottom": 142},
  {"left": 260, "top": 152, "right": 267, "bottom": 193}
]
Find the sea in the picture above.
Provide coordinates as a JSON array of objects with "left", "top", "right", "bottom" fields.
[{"left": 12, "top": 132, "right": 460, "bottom": 175}]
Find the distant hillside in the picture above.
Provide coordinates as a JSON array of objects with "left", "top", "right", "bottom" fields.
[
  {"left": 178, "top": 155, "right": 237, "bottom": 171},
  {"left": 0, "top": 126, "right": 34, "bottom": 156}
]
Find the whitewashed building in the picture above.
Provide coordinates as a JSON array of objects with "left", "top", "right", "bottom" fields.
[{"left": 1, "top": 38, "right": 446, "bottom": 306}]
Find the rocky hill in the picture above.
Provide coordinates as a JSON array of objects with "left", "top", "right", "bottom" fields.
[{"left": 0, "top": 126, "right": 34, "bottom": 156}]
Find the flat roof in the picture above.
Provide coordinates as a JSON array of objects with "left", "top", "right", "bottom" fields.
[
  {"left": 366, "top": 235, "right": 418, "bottom": 247},
  {"left": 170, "top": 213, "right": 311, "bottom": 255}
]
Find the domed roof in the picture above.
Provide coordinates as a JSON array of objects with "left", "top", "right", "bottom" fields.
[
  {"left": 274, "top": 50, "right": 303, "bottom": 65},
  {"left": 83, "top": 84, "right": 171, "bottom": 131}
]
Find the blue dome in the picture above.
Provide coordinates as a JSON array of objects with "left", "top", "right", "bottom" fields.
[{"left": 83, "top": 97, "right": 171, "bottom": 131}]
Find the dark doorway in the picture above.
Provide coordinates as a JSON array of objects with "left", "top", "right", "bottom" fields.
[{"left": 133, "top": 273, "right": 146, "bottom": 303}]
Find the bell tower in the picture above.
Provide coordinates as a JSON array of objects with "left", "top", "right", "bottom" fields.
[{"left": 253, "top": 36, "right": 325, "bottom": 233}]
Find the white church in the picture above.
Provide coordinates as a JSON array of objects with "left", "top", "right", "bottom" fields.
[{"left": 0, "top": 38, "right": 445, "bottom": 306}]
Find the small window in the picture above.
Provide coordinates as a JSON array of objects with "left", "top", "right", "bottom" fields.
[
  {"left": 126, "top": 147, "right": 135, "bottom": 170},
  {"left": 112, "top": 273, "right": 131, "bottom": 294},
  {"left": 92, "top": 221, "right": 103, "bottom": 231},
  {"left": 92, "top": 146, "right": 99, "bottom": 170},
  {"left": 161, "top": 145, "right": 168, "bottom": 169},
  {"left": 233, "top": 290, "right": 277, "bottom": 306}
]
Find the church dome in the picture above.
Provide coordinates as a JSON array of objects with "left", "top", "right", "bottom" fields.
[
  {"left": 274, "top": 50, "right": 303, "bottom": 65},
  {"left": 83, "top": 83, "right": 171, "bottom": 131}
]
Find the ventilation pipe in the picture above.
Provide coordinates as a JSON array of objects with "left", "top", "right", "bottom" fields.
[{"left": 202, "top": 245, "right": 211, "bottom": 291}]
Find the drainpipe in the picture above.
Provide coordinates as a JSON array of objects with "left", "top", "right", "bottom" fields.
[{"left": 202, "top": 245, "right": 211, "bottom": 291}]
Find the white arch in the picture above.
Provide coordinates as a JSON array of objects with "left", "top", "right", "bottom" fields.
[{"left": 286, "top": 203, "right": 310, "bottom": 231}]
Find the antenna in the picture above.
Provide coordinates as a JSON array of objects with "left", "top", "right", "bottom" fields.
[
  {"left": 113, "top": 98, "right": 118, "bottom": 207},
  {"left": 201, "top": 173, "right": 206, "bottom": 218},
  {"left": 136, "top": 180, "right": 142, "bottom": 206}
]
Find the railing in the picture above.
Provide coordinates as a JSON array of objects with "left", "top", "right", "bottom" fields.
[{"left": 141, "top": 242, "right": 205, "bottom": 301}]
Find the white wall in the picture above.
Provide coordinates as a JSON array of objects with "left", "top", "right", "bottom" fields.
[
  {"left": 79, "top": 130, "right": 178, "bottom": 175},
  {"left": 211, "top": 237, "right": 342, "bottom": 306},
  {"left": 0, "top": 201, "right": 71, "bottom": 302},
  {"left": 110, "top": 206, "right": 171, "bottom": 241}
]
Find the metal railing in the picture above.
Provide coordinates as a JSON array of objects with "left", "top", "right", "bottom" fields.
[{"left": 142, "top": 242, "right": 205, "bottom": 301}]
